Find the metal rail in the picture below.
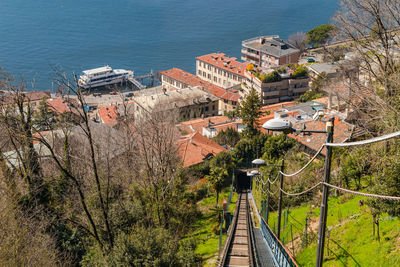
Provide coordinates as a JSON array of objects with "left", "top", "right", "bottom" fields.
[
  {"left": 259, "top": 216, "right": 298, "bottom": 267},
  {"left": 219, "top": 192, "right": 257, "bottom": 267}
]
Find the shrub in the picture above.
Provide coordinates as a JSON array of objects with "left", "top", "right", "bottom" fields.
[
  {"left": 261, "top": 71, "right": 282, "bottom": 83},
  {"left": 292, "top": 65, "right": 308, "bottom": 79}
]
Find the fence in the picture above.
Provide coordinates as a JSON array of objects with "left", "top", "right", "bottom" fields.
[{"left": 259, "top": 214, "right": 298, "bottom": 267}]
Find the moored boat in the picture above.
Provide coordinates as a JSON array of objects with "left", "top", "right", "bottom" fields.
[{"left": 78, "top": 66, "right": 133, "bottom": 89}]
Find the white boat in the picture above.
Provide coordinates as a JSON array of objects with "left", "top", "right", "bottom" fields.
[{"left": 78, "top": 65, "right": 133, "bottom": 89}]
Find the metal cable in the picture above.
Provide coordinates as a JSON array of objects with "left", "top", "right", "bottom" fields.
[
  {"left": 254, "top": 179, "right": 279, "bottom": 195},
  {"left": 324, "top": 131, "right": 400, "bottom": 147},
  {"left": 323, "top": 182, "right": 400, "bottom": 200},
  {"left": 280, "top": 145, "right": 324, "bottom": 177},
  {"left": 268, "top": 171, "right": 281, "bottom": 184},
  {"left": 264, "top": 187, "right": 279, "bottom": 195},
  {"left": 280, "top": 182, "right": 322, "bottom": 196}
]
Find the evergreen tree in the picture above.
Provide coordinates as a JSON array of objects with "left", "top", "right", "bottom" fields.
[{"left": 238, "top": 87, "right": 263, "bottom": 136}]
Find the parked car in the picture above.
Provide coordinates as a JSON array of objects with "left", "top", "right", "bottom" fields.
[{"left": 307, "top": 57, "right": 315, "bottom": 63}]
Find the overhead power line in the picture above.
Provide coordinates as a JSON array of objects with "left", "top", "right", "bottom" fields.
[
  {"left": 325, "top": 131, "right": 400, "bottom": 147},
  {"left": 280, "top": 145, "right": 324, "bottom": 177},
  {"left": 323, "top": 182, "right": 400, "bottom": 200},
  {"left": 280, "top": 182, "right": 322, "bottom": 196}
]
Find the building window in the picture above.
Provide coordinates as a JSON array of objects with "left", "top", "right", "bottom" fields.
[
  {"left": 208, "top": 74, "right": 211, "bottom": 79},
  {"left": 212, "top": 105, "right": 215, "bottom": 111},
  {"left": 214, "top": 77, "right": 217, "bottom": 82},
  {"left": 198, "top": 70, "right": 201, "bottom": 75},
  {"left": 218, "top": 78, "right": 221, "bottom": 83},
  {"left": 224, "top": 71, "right": 226, "bottom": 77},
  {"left": 214, "top": 67, "right": 217, "bottom": 73},
  {"left": 205, "top": 106, "right": 209, "bottom": 112}
]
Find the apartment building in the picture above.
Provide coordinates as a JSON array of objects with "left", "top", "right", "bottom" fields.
[
  {"left": 242, "top": 69, "right": 309, "bottom": 105},
  {"left": 160, "top": 68, "right": 239, "bottom": 115},
  {"left": 133, "top": 86, "right": 219, "bottom": 121},
  {"left": 196, "top": 52, "right": 248, "bottom": 89},
  {"left": 241, "top": 36, "right": 300, "bottom": 68}
]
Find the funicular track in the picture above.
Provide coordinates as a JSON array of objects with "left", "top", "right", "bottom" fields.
[{"left": 219, "top": 192, "right": 258, "bottom": 267}]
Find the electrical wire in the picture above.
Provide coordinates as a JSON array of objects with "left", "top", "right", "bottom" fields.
[
  {"left": 280, "top": 145, "right": 324, "bottom": 177},
  {"left": 268, "top": 171, "right": 281, "bottom": 184},
  {"left": 323, "top": 182, "right": 400, "bottom": 200},
  {"left": 324, "top": 131, "right": 400, "bottom": 147},
  {"left": 279, "top": 182, "right": 322, "bottom": 196}
]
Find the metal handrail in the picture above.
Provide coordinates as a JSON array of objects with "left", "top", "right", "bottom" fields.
[
  {"left": 219, "top": 193, "right": 243, "bottom": 267},
  {"left": 260, "top": 216, "right": 298, "bottom": 267},
  {"left": 247, "top": 193, "right": 259, "bottom": 267}
]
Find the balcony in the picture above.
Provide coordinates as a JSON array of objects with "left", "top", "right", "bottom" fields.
[
  {"left": 263, "top": 98, "right": 279, "bottom": 105},
  {"left": 263, "top": 90, "right": 279, "bottom": 97},
  {"left": 292, "top": 87, "right": 309, "bottom": 94}
]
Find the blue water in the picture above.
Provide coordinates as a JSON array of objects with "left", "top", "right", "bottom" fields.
[{"left": 0, "top": 0, "right": 338, "bottom": 90}]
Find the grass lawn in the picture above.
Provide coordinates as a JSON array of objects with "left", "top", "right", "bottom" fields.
[
  {"left": 265, "top": 194, "right": 400, "bottom": 266},
  {"left": 186, "top": 187, "right": 238, "bottom": 266}
]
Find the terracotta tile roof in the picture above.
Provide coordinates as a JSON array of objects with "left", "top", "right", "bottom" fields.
[
  {"left": 177, "top": 132, "right": 226, "bottom": 167},
  {"left": 289, "top": 115, "right": 354, "bottom": 156},
  {"left": 0, "top": 91, "right": 51, "bottom": 105},
  {"left": 312, "top": 97, "right": 329, "bottom": 105},
  {"left": 176, "top": 115, "right": 232, "bottom": 134},
  {"left": 260, "top": 101, "right": 297, "bottom": 113},
  {"left": 23, "top": 91, "right": 51, "bottom": 102},
  {"left": 160, "top": 68, "right": 239, "bottom": 101},
  {"left": 196, "top": 53, "right": 249, "bottom": 78},
  {"left": 98, "top": 105, "right": 120, "bottom": 127},
  {"left": 212, "top": 121, "right": 241, "bottom": 132},
  {"left": 47, "top": 98, "right": 77, "bottom": 114}
]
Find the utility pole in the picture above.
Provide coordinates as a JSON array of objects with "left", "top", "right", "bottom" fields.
[
  {"left": 276, "top": 158, "right": 285, "bottom": 240},
  {"left": 316, "top": 118, "right": 335, "bottom": 267}
]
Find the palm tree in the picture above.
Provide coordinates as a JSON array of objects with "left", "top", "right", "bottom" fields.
[{"left": 206, "top": 167, "right": 228, "bottom": 207}]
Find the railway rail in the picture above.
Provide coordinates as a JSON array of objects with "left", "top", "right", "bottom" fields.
[{"left": 219, "top": 192, "right": 258, "bottom": 267}]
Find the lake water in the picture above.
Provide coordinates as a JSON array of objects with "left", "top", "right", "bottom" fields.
[{"left": 0, "top": 0, "right": 338, "bottom": 90}]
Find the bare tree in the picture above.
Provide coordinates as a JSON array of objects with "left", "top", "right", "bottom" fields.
[
  {"left": 288, "top": 32, "right": 307, "bottom": 53},
  {"left": 332, "top": 0, "right": 400, "bottom": 132}
]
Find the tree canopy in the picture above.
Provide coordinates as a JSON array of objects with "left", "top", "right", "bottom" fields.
[
  {"left": 306, "top": 24, "right": 336, "bottom": 47},
  {"left": 238, "top": 87, "right": 264, "bottom": 136}
]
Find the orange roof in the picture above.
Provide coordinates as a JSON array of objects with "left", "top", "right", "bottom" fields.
[
  {"left": 160, "top": 68, "right": 239, "bottom": 101},
  {"left": 196, "top": 53, "right": 248, "bottom": 78},
  {"left": 176, "top": 116, "right": 231, "bottom": 134},
  {"left": 98, "top": 105, "right": 120, "bottom": 127},
  {"left": 212, "top": 121, "right": 241, "bottom": 132},
  {"left": 260, "top": 101, "right": 297, "bottom": 113},
  {"left": 47, "top": 98, "right": 76, "bottom": 114},
  {"left": 0, "top": 91, "right": 51, "bottom": 105},
  {"left": 177, "top": 132, "right": 226, "bottom": 167},
  {"left": 289, "top": 115, "right": 353, "bottom": 156},
  {"left": 312, "top": 97, "right": 329, "bottom": 105}
]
